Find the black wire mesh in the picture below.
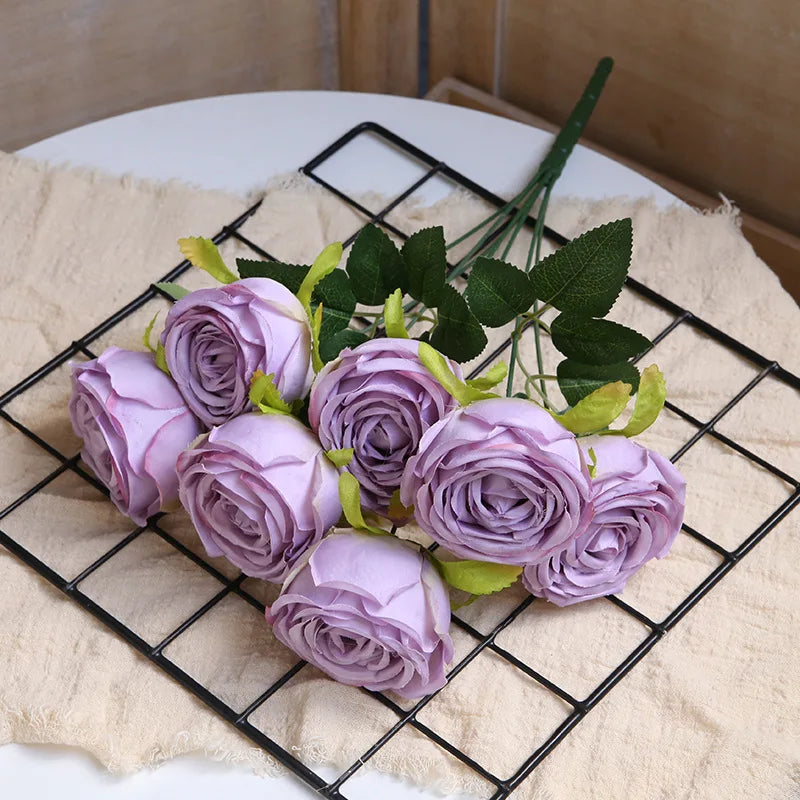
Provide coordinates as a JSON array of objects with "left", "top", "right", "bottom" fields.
[{"left": 1, "top": 122, "right": 798, "bottom": 799}]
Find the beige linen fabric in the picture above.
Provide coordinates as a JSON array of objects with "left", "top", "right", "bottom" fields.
[{"left": 0, "top": 152, "right": 798, "bottom": 799}]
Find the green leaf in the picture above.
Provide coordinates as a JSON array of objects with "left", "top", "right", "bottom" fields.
[
  {"left": 402, "top": 226, "right": 446, "bottom": 307},
  {"left": 236, "top": 259, "right": 305, "bottom": 289},
  {"left": 318, "top": 328, "right": 369, "bottom": 364},
  {"left": 297, "top": 242, "right": 343, "bottom": 311},
  {"left": 530, "top": 219, "right": 632, "bottom": 317},
  {"left": 155, "top": 341, "right": 170, "bottom": 376},
  {"left": 418, "top": 342, "right": 495, "bottom": 406},
  {"left": 464, "top": 257, "right": 536, "bottom": 327},
  {"left": 314, "top": 270, "right": 357, "bottom": 338},
  {"left": 557, "top": 359, "right": 640, "bottom": 406},
  {"left": 465, "top": 362, "right": 508, "bottom": 392},
  {"left": 326, "top": 448, "right": 354, "bottom": 467},
  {"left": 587, "top": 447, "right": 598, "bottom": 478},
  {"left": 153, "top": 282, "right": 191, "bottom": 301},
  {"left": 428, "top": 285, "right": 487, "bottom": 363},
  {"left": 388, "top": 488, "right": 414, "bottom": 521},
  {"left": 310, "top": 303, "right": 324, "bottom": 373},
  {"left": 249, "top": 371, "right": 292, "bottom": 415},
  {"left": 178, "top": 237, "right": 238, "bottom": 284},
  {"left": 383, "top": 288, "right": 409, "bottom": 339},
  {"left": 346, "top": 224, "right": 407, "bottom": 305},
  {"left": 552, "top": 380, "right": 632, "bottom": 435},
  {"left": 551, "top": 313, "right": 650, "bottom": 365},
  {"left": 434, "top": 558, "right": 522, "bottom": 596},
  {"left": 338, "top": 472, "right": 386, "bottom": 535},
  {"left": 143, "top": 313, "right": 158, "bottom": 354},
  {"left": 619, "top": 364, "right": 666, "bottom": 436}
]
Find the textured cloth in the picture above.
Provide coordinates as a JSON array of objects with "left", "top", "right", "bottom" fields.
[{"left": 0, "top": 151, "right": 798, "bottom": 800}]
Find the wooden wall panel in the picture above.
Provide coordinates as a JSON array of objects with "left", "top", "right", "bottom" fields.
[
  {"left": 498, "top": 0, "right": 800, "bottom": 235},
  {"left": 429, "top": 0, "right": 498, "bottom": 93},
  {"left": 0, "top": 0, "right": 338, "bottom": 151},
  {"left": 337, "top": 0, "right": 418, "bottom": 95}
]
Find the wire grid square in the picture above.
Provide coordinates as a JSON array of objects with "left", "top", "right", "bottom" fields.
[{"left": 0, "top": 122, "right": 797, "bottom": 799}]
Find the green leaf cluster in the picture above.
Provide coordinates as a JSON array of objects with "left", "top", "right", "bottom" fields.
[{"left": 461, "top": 218, "right": 655, "bottom": 406}]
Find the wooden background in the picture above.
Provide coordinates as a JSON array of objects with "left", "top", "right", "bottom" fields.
[{"left": 2, "top": 0, "right": 798, "bottom": 290}]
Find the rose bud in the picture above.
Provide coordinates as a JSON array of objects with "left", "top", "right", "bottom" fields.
[
  {"left": 523, "top": 436, "right": 686, "bottom": 606},
  {"left": 69, "top": 347, "right": 202, "bottom": 525},
  {"left": 267, "top": 530, "right": 454, "bottom": 699},
  {"left": 308, "top": 339, "right": 461, "bottom": 516},
  {"left": 176, "top": 412, "right": 341, "bottom": 582},
  {"left": 401, "top": 398, "right": 593, "bottom": 565},
  {"left": 161, "top": 278, "right": 313, "bottom": 428}
]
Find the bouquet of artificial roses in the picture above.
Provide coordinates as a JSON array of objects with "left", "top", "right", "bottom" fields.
[
  {"left": 66, "top": 59, "right": 685, "bottom": 700},
  {"left": 68, "top": 216, "right": 684, "bottom": 700}
]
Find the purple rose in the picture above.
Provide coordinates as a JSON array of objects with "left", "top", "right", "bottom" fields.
[
  {"left": 267, "top": 530, "right": 454, "bottom": 698},
  {"left": 162, "top": 278, "right": 313, "bottom": 427},
  {"left": 401, "top": 398, "right": 593, "bottom": 565},
  {"left": 308, "top": 339, "right": 461, "bottom": 515},
  {"left": 523, "top": 436, "right": 686, "bottom": 605},
  {"left": 69, "top": 347, "right": 202, "bottom": 525},
  {"left": 176, "top": 412, "right": 341, "bottom": 582}
]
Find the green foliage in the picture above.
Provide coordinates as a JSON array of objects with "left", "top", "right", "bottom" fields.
[
  {"left": 434, "top": 558, "right": 522, "bottom": 596},
  {"left": 318, "top": 328, "right": 369, "bottom": 364},
  {"left": 153, "top": 282, "right": 190, "bottom": 301},
  {"left": 325, "top": 448, "right": 354, "bottom": 467},
  {"left": 465, "top": 362, "right": 508, "bottom": 392},
  {"left": 383, "top": 288, "right": 409, "bottom": 339},
  {"left": 178, "top": 237, "right": 238, "bottom": 284},
  {"left": 428, "top": 285, "right": 487, "bottom": 363},
  {"left": 346, "top": 224, "right": 407, "bottom": 305},
  {"left": 552, "top": 380, "right": 632, "bottom": 435},
  {"left": 557, "top": 359, "right": 640, "bottom": 406},
  {"left": 402, "top": 226, "right": 446, "bottom": 307},
  {"left": 530, "top": 219, "right": 632, "bottom": 317},
  {"left": 338, "top": 472, "right": 386, "bottom": 536},
  {"left": 464, "top": 257, "right": 536, "bottom": 327},
  {"left": 550, "top": 313, "right": 650, "bottom": 365},
  {"left": 418, "top": 342, "right": 496, "bottom": 406},
  {"left": 249, "top": 370, "right": 293, "bottom": 416},
  {"left": 617, "top": 364, "right": 666, "bottom": 436}
]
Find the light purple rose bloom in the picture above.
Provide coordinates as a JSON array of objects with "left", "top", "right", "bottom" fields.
[
  {"left": 162, "top": 278, "right": 313, "bottom": 427},
  {"left": 69, "top": 347, "right": 202, "bottom": 526},
  {"left": 176, "top": 412, "right": 341, "bottom": 582},
  {"left": 523, "top": 436, "right": 686, "bottom": 606},
  {"left": 401, "top": 398, "right": 593, "bottom": 565},
  {"left": 267, "top": 530, "right": 454, "bottom": 699},
  {"left": 308, "top": 339, "right": 461, "bottom": 515}
]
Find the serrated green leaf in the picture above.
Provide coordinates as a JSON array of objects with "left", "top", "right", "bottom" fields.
[
  {"left": 143, "top": 313, "right": 158, "bottom": 354},
  {"left": 434, "top": 558, "right": 522, "bottom": 596},
  {"left": 236, "top": 259, "right": 306, "bottom": 289},
  {"left": 530, "top": 219, "right": 632, "bottom": 317},
  {"left": 418, "top": 342, "right": 496, "bottom": 406},
  {"left": 153, "top": 282, "right": 191, "bottom": 301},
  {"left": 464, "top": 257, "right": 536, "bottom": 327},
  {"left": 551, "top": 313, "right": 651, "bottom": 365},
  {"left": 402, "top": 226, "right": 446, "bottom": 307},
  {"left": 178, "top": 237, "right": 238, "bottom": 284},
  {"left": 318, "top": 328, "right": 369, "bottom": 364},
  {"left": 249, "top": 370, "right": 292, "bottom": 415},
  {"left": 326, "top": 448, "right": 354, "bottom": 467},
  {"left": 383, "top": 288, "right": 409, "bottom": 339},
  {"left": 465, "top": 361, "right": 508, "bottom": 392},
  {"left": 619, "top": 364, "right": 666, "bottom": 436},
  {"left": 428, "top": 285, "right": 487, "bottom": 363},
  {"left": 557, "top": 359, "right": 640, "bottom": 406},
  {"left": 297, "top": 242, "right": 343, "bottom": 310},
  {"left": 155, "top": 341, "right": 170, "bottom": 376},
  {"left": 552, "top": 380, "right": 632, "bottom": 435},
  {"left": 338, "top": 472, "right": 386, "bottom": 535},
  {"left": 346, "top": 224, "right": 407, "bottom": 305}
]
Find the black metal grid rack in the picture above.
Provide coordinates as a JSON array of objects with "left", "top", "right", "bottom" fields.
[{"left": 1, "top": 122, "right": 798, "bottom": 799}]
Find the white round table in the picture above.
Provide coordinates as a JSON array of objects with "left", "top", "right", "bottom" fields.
[{"left": 6, "top": 91, "right": 677, "bottom": 800}]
